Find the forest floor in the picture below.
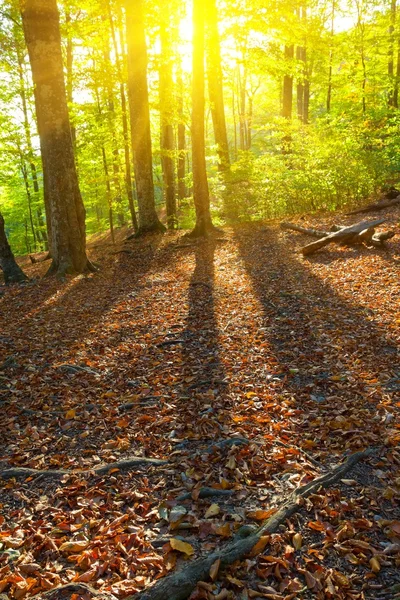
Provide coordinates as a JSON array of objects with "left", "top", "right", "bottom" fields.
[{"left": 0, "top": 207, "right": 400, "bottom": 600}]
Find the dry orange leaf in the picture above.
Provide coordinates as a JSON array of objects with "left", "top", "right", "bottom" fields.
[
  {"left": 209, "top": 558, "right": 220, "bottom": 581},
  {"left": 247, "top": 508, "right": 277, "bottom": 521},
  {"left": 249, "top": 535, "right": 270, "bottom": 557}
]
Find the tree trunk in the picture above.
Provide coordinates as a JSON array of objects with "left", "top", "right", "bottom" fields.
[
  {"left": 160, "top": 14, "right": 177, "bottom": 229},
  {"left": 0, "top": 214, "right": 28, "bottom": 284},
  {"left": 206, "top": 0, "right": 230, "bottom": 171},
  {"left": 327, "top": 0, "right": 335, "bottom": 112},
  {"left": 296, "top": 46, "right": 305, "bottom": 120},
  {"left": 388, "top": 0, "right": 396, "bottom": 106},
  {"left": 177, "top": 67, "right": 187, "bottom": 201},
  {"left": 189, "top": 0, "right": 215, "bottom": 237},
  {"left": 108, "top": 2, "right": 138, "bottom": 230},
  {"left": 125, "top": 0, "right": 165, "bottom": 234},
  {"left": 282, "top": 45, "right": 294, "bottom": 119},
  {"left": 65, "top": 10, "right": 76, "bottom": 147},
  {"left": 21, "top": 0, "right": 91, "bottom": 276}
]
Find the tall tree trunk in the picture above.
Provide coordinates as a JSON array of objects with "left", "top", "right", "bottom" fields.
[
  {"left": 205, "top": 0, "right": 230, "bottom": 171},
  {"left": 238, "top": 64, "right": 247, "bottom": 150},
  {"left": 108, "top": 2, "right": 138, "bottom": 230},
  {"left": 297, "top": 46, "right": 305, "bottom": 120},
  {"left": 394, "top": 39, "right": 400, "bottom": 107},
  {"left": 0, "top": 214, "right": 28, "bottom": 284},
  {"left": 21, "top": 0, "right": 91, "bottom": 276},
  {"left": 327, "top": 0, "right": 335, "bottom": 112},
  {"left": 20, "top": 155, "right": 37, "bottom": 250},
  {"left": 125, "top": 0, "right": 165, "bottom": 234},
  {"left": 160, "top": 13, "right": 177, "bottom": 229},
  {"left": 177, "top": 67, "right": 187, "bottom": 201},
  {"left": 15, "top": 30, "right": 49, "bottom": 249},
  {"left": 282, "top": 45, "right": 294, "bottom": 119},
  {"left": 388, "top": 0, "right": 397, "bottom": 106},
  {"left": 189, "top": 0, "right": 214, "bottom": 237},
  {"left": 65, "top": 10, "right": 76, "bottom": 147}
]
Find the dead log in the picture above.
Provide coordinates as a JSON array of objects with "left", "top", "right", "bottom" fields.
[
  {"left": 370, "top": 231, "right": 395, "bottom": 247},
  {"left": 29, "top": 252, "right": 51, "bottom": 264},
  {"left": 301, "top": 219, "right": 385, "bottom": 256},
  {"left": 134, "top": 449, "right": 374, "bottom": 600},
  {"left": 346, "top": 196, "right": 400, "bottom": 215},
  {"left": 280, "top": 222, "right": 328, "bottom": 238}
]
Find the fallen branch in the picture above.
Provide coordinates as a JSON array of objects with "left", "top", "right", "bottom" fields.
[
  {"left": 346, "top": 196, "right": 400, "bottom": 215},
  {"left": 301, "top": 219, "right": 385, "bottom": 256},
  {"left": 134, "top": 449, "right": 374, "bottom": 600},
  {"left": 280, "top": 222, "right": 328, "bottom": 238},
  {"left": 177, "top": 487, "right": 235, "bottom": 501},
  {"left": 0, "top": 456, "right": 168, "bottom": 481}
]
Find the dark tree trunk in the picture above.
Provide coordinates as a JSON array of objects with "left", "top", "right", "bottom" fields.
[
  {"left": 65, "top": 11, "right": 76, "bottom": 147},
  {"left": 0, "top": 214, "right": 28, "bottom": 284},
  {"left": 296, "top": 46, "right": 305, "bottom": 120},
  {"left": 177, "top": 67, "right": 187, "bottom": 201},
  {"left": 282, "top": 45, "right": 294, "bottom": 119},
  {"left": 125, "top": 0, "right": 165, "bottom": 234},
  {"left": 206, "top": 0, "right": 230, "bottom": 171},
  {"left": 160, "top": 14, "right": 177, "bottom": 229},
  {"left": 21, "top": 0, "right": 91, "bottom": 276},
  {"left": 189, "top": 0, "right": 215, "bottom": 237}
]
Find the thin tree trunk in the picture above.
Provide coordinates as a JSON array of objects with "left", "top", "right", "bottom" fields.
[
  {"left": 102, "top": 147, "right": 115, "bottom": 245},
  {"left": 232, "top": 79, "right": 237, "bottom": 160},
  {"left": 0, "top": 213, "right": 28, "bottom": 284},
  {"left": 395, "top": 39, "right": 400, "bottom": 107},
  {"left": 205, "top": 0, "right": 230, "bottom": 171},
  {"left": 327, "top": 1, "right": 335, "bottom": 112},
  {"left": 238, "top": 64, "right": 247, "bottom": 150},
  {"left": 15, "top": 31, "right": 49, "bottom": 249},
  {"left": 189, "top": 0, "right": 214, "bottom": 237},
  {"left": 108, "top": 3, "right": 138, "bottom": 230},
  {"left": 297, "top": 46, "right": 305, "bottom": 120},
  {"left": 388, "top": 0, "right": 397, "bottom": 106},
  {"left": 160, "top": 12, "right": 177, "bottom": 228},
  {"left": 282, "top": 45, "right": 294, "bottom": 119},
  {"left": 125, "top": 0, "right": 165, "bottom": 234},
  {"left": 21, "top": 0, "right": 91, "bottom": 276},
  {"left": 20, "top": 156, "right": 37, "bottom": 250},
  {"left": 177, "top": 67, "right": 187, "bottom": 201}
]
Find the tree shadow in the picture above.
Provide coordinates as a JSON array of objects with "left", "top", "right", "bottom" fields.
[{"left": 232, "top": 225, "right": 399, "bottom": 458}]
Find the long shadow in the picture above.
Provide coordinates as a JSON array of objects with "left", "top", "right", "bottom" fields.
[
  {"left": 0, "top": 235, "right": 188, "bottom": 465},
  {"left": 233, "top": 225, "right": 399, "bottom": 459}
]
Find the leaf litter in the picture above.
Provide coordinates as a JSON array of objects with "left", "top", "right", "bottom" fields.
[{"left": 0, "top": 213, "right": 399, "bottom": 600}]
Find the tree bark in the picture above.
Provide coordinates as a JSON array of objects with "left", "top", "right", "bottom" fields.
[
  {"left": 108, "top": 2, "right": 138, "bottom": 230},
  {"left": 388, "top": 0, "right": 397, "bottom": 107},
  {"left": 177, "top": 67, "right": 187, "bottom": 201},
  {"left": 125, "top": 0, "right": 165, "bottom": 234},
  {"left": 160, "top": 12, "right": 177, "bottom": 229},
  {"left": 189, "top": 0, "right": 215, "bottom": 237},
  {"left": 21, "top": 0, "right": 91, "bottom": 276},
  {"left": 301, "top": 219, "right": 385, "bottom": 255},
  {"left": 0, "top": 214, "right": 28, "bottom": 284},
  {"left": 206, "top": 0, "right": 230, "bottom": 171},
  {"left": 282, "top": 45, "right": 294, "bottom": 119}
]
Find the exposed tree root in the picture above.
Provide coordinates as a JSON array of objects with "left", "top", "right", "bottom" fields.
[
  {"left": 0, "top": 457, "right": 168, "bottom": 481},
  {"left": 133, "top": 449, "right": 374, "bottom": 600}
]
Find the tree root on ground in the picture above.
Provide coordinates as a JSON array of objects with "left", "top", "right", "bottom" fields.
[
  {"left": 0, "top": 457, "right": 168, "bottom": 481},
  {"left": 0, "top": 449, "right": 374, "bottom": 600},
  {"left": 134, "top": 449, "right": 374, "bottom": 600}
]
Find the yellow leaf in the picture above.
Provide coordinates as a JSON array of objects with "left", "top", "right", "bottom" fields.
[
  {"left": 65, "top": 409, "right": 76, "bottom": 420},
  {"left": 209, "top": 558, "right": 220, "bottom": 581},
  {"left": 205, "top": 504, "right": 220, "bottom": 518},
  {"left": 59, "top": 540, "right": 89, "bottom": 553},
  {"left": 369, "top": 557, "right": 380, "bottom": 573},
  {"left": 293, "top": 533, "right": 303, "bottom": 550},
  {"left": 170, "top": 538, "right": 194, "bottom": 556}
]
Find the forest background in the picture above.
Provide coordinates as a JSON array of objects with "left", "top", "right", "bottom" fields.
[{"left": 0, "top": 0, "right": 400, "bottom": 256}]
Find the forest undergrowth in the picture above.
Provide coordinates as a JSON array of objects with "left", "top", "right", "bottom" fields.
[{"left": 0, "top": 207, "right": 399, "bottom": 600}]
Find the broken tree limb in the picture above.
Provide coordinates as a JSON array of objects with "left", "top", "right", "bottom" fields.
[
  {"left": 346, "top": 196, "right": 400, "bottom": 215},
  {"left": 371, "top": 231, "right": 396, "bottom": 247},
  {"left": 134, "top": 449, "right": 374, "bottom": 600},
  {"left": 301, "top": 219, "right": 385, "bottom": 256},
  {"left": 0, "top": 456, "right": 168, "bottom": 481},
  {"left": 280, "top": 222, "right": 328, "bottom": 238}
]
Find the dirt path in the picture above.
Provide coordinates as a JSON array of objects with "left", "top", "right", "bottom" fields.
[{"left": 0, "top": 221, "right": 399, "bottom": 599}]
